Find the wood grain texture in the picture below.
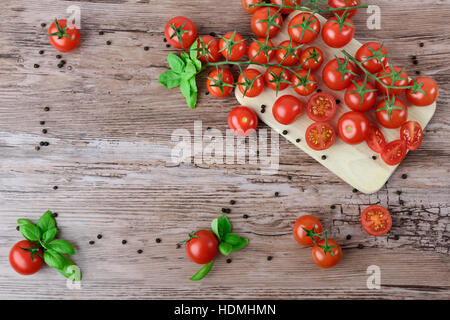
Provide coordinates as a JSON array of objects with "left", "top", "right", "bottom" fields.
[{"left": 0, "top": 0, "right": 449, "bottom": 300}]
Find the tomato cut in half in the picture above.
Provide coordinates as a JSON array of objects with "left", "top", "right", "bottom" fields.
[
  {"left": 293, "top": 215, "right": 323, "bottom": 246},
  {"left": 311, "top": 239, "right": 342, "bottom": 268},
  {"left": 305, "top": 122, "right": 336, "bottom": 151},
  {"left": 381, "top": 139, "right": 407, "bottom": 166},
  {"left": 228, "top": 106, "right": 258, "bottom": 136},
  {"left": 400, "top": 121, "right": 423, "bottom": 151},
  {"left": 337, "top": 111, "right": 370, "bottom": 145},
  {"left": 361, "top": 205, "right": 392, "bottom": 236},
  {"left": 405, "top": 77, "right": 439, "bottom": 107},
  {"left": 251, "top": 7, "right": 283, "bottom": 38},
  {"left": 306, "top": 92, "right": 337, "bottom": 122},
  {"left": 272, "top": 95, "right": 303, "bottom": 125},
  {"left": 248, "top": 38, "right": 275, "bottom": 64},
  {"left": 365, "top": 125, "right": 386, "bottom": 154},
  {"left": 237, "top": 69, "right": 265, "bottom": 98}
]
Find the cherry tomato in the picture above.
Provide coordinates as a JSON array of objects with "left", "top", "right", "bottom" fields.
[
  {"left": 376, "top": 66, "right": 409, "bottom": 96},
  {"left": 306, "top": 122, "right": 336, "bottom": 151},
  {"left": 355, "top": 42, "right": 389, "bottom": 74},
  {"left": 272, "top": 95, "right": 303, "bottom": 125},
  {"left": 337, "top": 111, "right": 370, "bottom": 145},
  {"left": 288, "top": 13, "right": 321, "bottom": 44},
  {"left": 194, "top": 35, "right": 221, "bottom": 63},
  {"left": 293, "top": 215, "right": 323, "bottom": 246},
  {"left": 365, "top": 125, "right": 386, "bottom": 153},
  {"left": 311, "top": 239, "right": 342, "bottom": 268},
  {"left": 275, "top": 40, "right": 302, "bottom": 66},
  {"left": 400, "top": 121, "right": 423, "bottom": 151},
  {"left": 344, "top": 79, "right": 378, "bottom": 112},
  {"left": 237, "top": 69, "right": 265, "bottom": 98},
  {"left": 361, "top": 205, "right": 392, "bottom": 236},
  {"left": 322, "top": 16, "right": 355, "bottom": 48},
  {"left": 405, "top": 77, "right": 439, "bottom": 106},
  {"left": 242, "top": 0, "right": 264, "bottom": 14},
  {"left": 251, "top": 7, "right": 283, "bottom": 38},
  {"left": 206, "top": 68, "right": 234, "bottom": 98},
  {"left": 186, "top": 231, "right": 219, "bottom": 264},
  {"left": 328, "top": 0, "right": 361, "bottom": 18},
  {"left": 164, "top": 16, "right": 198, "bottom": 50},
  {"left": 270, "top": 0, "right": 302, "bottom": 14},
  {"left": 322, "top": 58, "right": 357, "bottom": 90},
  {"left": 9, "top": 240, "right": 44, "bottom": 275},
  {"left": 306, "top": 92, "right": 337, "bottom": 122},
  {"left": 300, "top": 47, "right": 324, "bottom": 71},
  {"left": 291, "top": 70, "right": 317, "bottom": 96},
  {"left": 381, "top": 139, "right": 407, "bottom": 166},
  {"left": 48, "top": 19, "right": 81, "bottom": 53},
  {"left": 248, "top": 38, "right": 275, "bottom": 64},
  {"left": 264, "top": 67, "right": 291, "bottom": 93},
  {"left": 375, "top": 98, "right": 408, "bottom": 129},
  {"left": 219, "top": 32, "right": 247, "bottom": 61},
  {"left": 228, "top": 106, "right": 259, "bottom": 136}
]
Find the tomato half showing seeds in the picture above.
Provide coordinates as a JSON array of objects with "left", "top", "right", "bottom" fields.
[
  {"left": 206, "top": 68, "right": 234, "bottom": 98},
  {"left": 300, "top": 47, "right": 324, "bottom": 71},
  {"left": 194, "top": 35, "right": 222, "bottom": 63},
  {"left": 288, "top": 13, "right": 321, "bottom": 44},
  {"left": 376, "top": 66, "right": 409, "bottom": 96},
  {"left": 264, "top": 67, "right": 291, "bottom": 93},
  {"left": 293, "top": 215, "right": 324, "bottom": 246},
  {"left": 271, "top": 0, "right": 302, "bottom": 14},
  {"left": 381, "top": 139, "right": 407, "bottom": 166},
  {"left": 238, "top": 69, "right": 265, "bottom": 98},
  {"left": 272, "top": 95, "right": 303, "bottom": 125},
  {"left": 322, "top": 16, "right": 355, "bottom": 48},
  {"left": 186, "top": 231, "right": 219, "bottom": 264},
  {"left": 306, "top": 92, "right": 337, "bottom": 122},
  {"left": 375, "top": 98, "right": 408, "bottom": 129},
  {"left": 311, "top": 239, "right": 342, "bottom": 268},
  {"left": 48, "top": 19, "right": 81, "bottom": 53},
  {"left": 242, "top": 0, "right": 264, "bottom": 14},
  {"left": 305, "top": 122, "right": 336, "bottom": 151},
  {"left": 361, "top": 205, "right": 392, "bottom": 236},
  {"left": 275, "top": 40, "right": 302, "bottom": 66},
  {"left": 405, "top": 77, "right": 439, "bottom": 107},
  {"left": 337, "top": 111, "right": 370, "bottom": 145},
  {"left": 365, "top": 125, "right": 386, "bottom": 154},
  {"left": 228, "top": 106, "right": 259, "bottom": 136},
  {"left": 248, "top": 38, "right": 275, "bottom": 64},
  {"left": 344, "top": 79, "right": 378, "bottom": 112},
  {"left": 322, "top": 58, "right": 357, "bottom": 91},
  {"left": 328, "top": 0, "right": 361, "bottom": 18},
  {"left": 9, "top": 240, "right": 44, "bottom": 275},
  {"left": 355, "top": 42, "right": 389, "bottom": 74},
  {"left": 400, "top": 121, "right": 423, "bottom": 151},
  {"left": 291, "top": 70, "right": 317, "bottom": 96},
  {"left": 219, "top": 32, "right": 247, "bottom": 61},
  {"left": 251, "top": 7, "right": 283, "bottom": 38},
  {"left": 164, "top": 16, "right": 198, "bottom": 50}
]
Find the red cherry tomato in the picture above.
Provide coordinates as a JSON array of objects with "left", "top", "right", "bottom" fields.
[
  {"left": 206, "top": 68, "right": 234, "bottom": 98},
  {"left": 305, "top": 122, "right": 336, "bottom": 151},
  {"left": 186, "top": 231, "right": 219, "bottom": 264},
  {"left": 361, "top": 205, "right": 392, "bottom": 236},
  {"left": 9, "top": 240, "right": 44, "bottom": 275},
  {"left": 270, "top": 0, "right": 302, "bottom": 14},
  {"left": 365, "top": 125, "right": 386, "bottom": 153},
  {"left": 275, "top": 40, "right": 302, "bottom": 66},
  {"left": 400, "top": 121, "right": 423, "bottom": 151},
  {"left": 300, "top": 46, "right": 324, "bottom": 71},
  {"left": 322, "top": 58, "right": 357, "bottom": 90},
  {"left": 194, "top": 35, "right": 221, "bottom": 63},
  {"left": 251, "top": 7, "right": 283, "bottom": 38},
  {"left": 164, "top": 16, "right": 198, "bottom": 50},
  {"left": 248, "top": 38, "right": 275, "bottom": 64},
  {"left": 238, "top": 69, "right": 265, "bottom": 98},
  {"left": 48, "top": 19, "right": 81, "bottom": 53},
  {"left": 337, "top": 111, "right": 370, "bottom": 145},
  {"left": 306, "top": 92, "right": 337, "bottom": 122},
  {"left": 328, "top": 0, "right": 361, "bottom": 18},
  {"left": 322, "top": 16, "right": 355, "bottom": 48},
  {"left": 293, "top": 215, "right": 323, "bottom": 246},
  {"left": 355, "top": 42, "right": 389, "bottom": 74},
  {"left": 376, "top": 66, "right": 409, "bottom": 96},
  {"left": 381, "top": 139, "right": 407, "bottom": 166},
  {"left": 311, "top": 239, "right": 342, "bottom": 268},
  {"left": 288, "top": 13, "right": 321, "bottom": 44},
  {"left": 219, "top": 32, "right": 247, "bottom": 61},
  {"left": 344, "top": 79, "right": 378, "bottom": 112},
  {"left": 264, "top": 67, "right": 291, "bottom": 93},
  {"left": 272, "top": 95, "right": 303, "bottom": 125},
  {"left": 291, "top": 70, "right": 317, "bottom": 96},
  {"left": 405, "top": 77, "right": 439, "bottom": 106},
  {"left": 241, "top": 0, "right": 264, "bottom": 14},
  {"left": 375, "top": 98, "right": 408, "bottom": 129},
  {"left": 228, "top": 106, "right": 259, "bottom": 136}
]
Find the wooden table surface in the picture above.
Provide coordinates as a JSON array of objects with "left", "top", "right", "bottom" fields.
[{"left": 0, "top": 0, "right": 449, "bottom": 300}]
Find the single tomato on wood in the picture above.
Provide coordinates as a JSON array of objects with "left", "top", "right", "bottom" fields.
[
  {"left": 228, "top": 106, "right": 258, "bottom": 136},
  {"left": 48, "top": 19, "right": 81, "bottom": 52},
  {"left": 272, "top": 95, "right": 303, "bottom": 125},
  {"left": 361, "top": 205, "right": 392, "bottom": 236},
  {"left": 9, "top": 240, "right": 44, "bottom": 275},
  {"left": 293, "top": 215, "right": 323, "bottom": 246},
  {"left": 164, "top": 16, "right": 197, "bottom": 50},
  {"left": 186, "top": 231, "right": 219, "bottom": 264}
]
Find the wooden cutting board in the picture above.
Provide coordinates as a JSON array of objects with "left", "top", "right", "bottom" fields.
[{"left": 235, "top": 10, "right": 436, "bottom": 194}]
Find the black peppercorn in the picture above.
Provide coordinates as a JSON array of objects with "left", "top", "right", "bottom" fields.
[
  {"left": 321, "top": 155, "right": 327, "bottom": 160},
  {"left": 372, "top": 155, "right": 377, "bottom": 160},
  {"left": 394, "top": 235, "right": 400, "bottom": 240},
  {"left": 16, "top": 226, "right": 20, "bottom": 231},
  {"left": 40, "top": 121, "right": 45, "bottom": 125},
  {"left": 106, "top": 40, "right": 112, "bottom": 45},
  {"left": 56, "top": 55, "right": 62, "bottom": 59},
  {"left": 346, "top": 234, "right": 352, "bottom": 240},
  {"left": 419, "top": 42, "right": 424, "bottom": 47},
  {"left": 156, "top": 238, "right": 162, "bottom": 243},
  {"left": 267, "top": 256, "right": 273, "bottom": 261},
  {"left": 44, "top": 107, "right": 50, "bottom": 111},
  {"left": 352, "top": 188, "right": 358, "bottom": 193},
  {"left": 39, "top": 50, "right": 44, "bottom": 55},
  {"left": 243, "top": 214, "right": 249, "bottom": 219},
  {"left": 99, "top": 31, "right": 104, "bottom": 35},
  {"left": 274, "top": 192, "right": 279, "bottom": 197},
  {"left": 166, "top": 44, "right": 170, "bottom": 48},
  {"left": 52, "top": 212, "right": 58, "bottom": 217},
  {"left": 330, "top": 205, "right": 336, "bottom": 209},
  {"left": 282, "top": 130, "right": 288, "bottom": 135},
  {"left": 89, "top": 240, "right": 95, "bottom": 245},
  {"left": 336, "top": 99, "right": 341, "bottom": 104},
  {"left": 317, "top": 88, "right": 322, "bottom": 92},
  {"left": 122, "top": 240, "right": 127, "bottom": 245},
  {"left": 42, "top": 129, "right": 47, "bottom": 134},
  {"left": 226, "top": 259, "right": 232, "bottom": 263},
  {"left": 53, "top": 185, "right": 58, "bottom": 190},
  {"left": 40, "top": 141, "right": 44, "bottom": 146},
  {"left": 41, "top": 23, "right": 46, "bottom": 28},
  {"left": 44, "top": 142, "right": 49, "bottom": 146},
  {"left": 144, "top": 46, "right": 150, "bottom": 51},
  {"left": 357, "top": 244, "right": 364, "bottom": 249},
  {"left": 402, "top": 174, "right": 408, "bottom": 179},
  {"left": 163, "top": 38, "right": 167, "bottom": 42},
  {"left": 296, "top": 138, "right": 301, "bottom": 143},
  {"left": 35, "top": 146, "right": 40, "bottom": 151},
  {"left": 34, "top": 64, "right": 40, "bottom": 68},
  {"left": 230, "top": 200, "right": 236, "bottom": 205},
  {"left": 137, "top": 249, "right": 143, "bottom": 254},
  {"left": 97, "top": 234, "right": 102, "bottom": 239},
  {"left": 209, "top": 32, "right": 217, "bottom": 37}
]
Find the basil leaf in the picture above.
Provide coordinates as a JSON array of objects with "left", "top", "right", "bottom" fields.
[
  {"left": 58, "top": 256, "right": 82, "bottom": 281},
  {"left": 218, "top": 215, "right": 232, "bottom": 238},
  {"left": 211, "top": 218, "right": 220, "bottom": 241},
  {"left": 223, "top": 233, "right": 242, "bottom": 246},
  {"left": 17, "top": 218, "right": 34, "bottom": 226},
  {"left": 180, "top": 52, "right": 190, "bottom": 64},
  {"left": 167, "top": 53, "right": 185, "bottom": 74},
  {"left": 183, "top": 60, "right": 196, "bottom": 80},
  {"left": 180, "top": 77, "right": 197, "bottom": 110},
  {"left": 190, "top": 261, "right": 213, "bottom": 281},
  {"left": 37, "top": 210, "right": 56, "bottom": 234},
  {"left": 231, "top": 237, "right": 248, "bottom": 252},
  {"left": 219, "top": 242, "right": 232, "bottom": 256},
  {"left": 47, "top": 239, "right": 75, "bottom": 255},
  {"left": 189, "top": 76, "right": 198, "bottom": 93},
  {"left": 42, "top": 227, "right": 58, "bottom": 243},
  {"left": 189, "top": 42, "right": 202, "bottom": 72},
  {"left": 44, "top": 249, "right": 65, "bottom": 270},
  {"left": 158, "top": 70, "right": 181, "bottom": 89},
  {"left": 19, "top": 224, "right": 41, "bottom": 241}
]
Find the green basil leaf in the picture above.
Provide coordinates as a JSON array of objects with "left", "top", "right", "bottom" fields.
[
  {"left": 43, "top": 249, "right": 65, "bottom": 269},
  {"left": 189, "top": 76, "right": 198, "bottom": 93},
  {"left": 190, "top": 261, "right": 213, "bottom": 281},
  {"left": 47, "top": 239, "right": 75, "bottom": 255},
  {"left": 223, "top": 233, "right": 242, "bottom": 246},
  {"left": 218, "top": 215, "right": 232, "bottom": 238},
  {"left": 158, "top": 70, "right": 181, "bottom": 89},
  {"left": 211, "top": 218, "right": 221, "bottom": 241},
  {"left": 186, "top": 90, "right": 197, "bottom": 110},
  {"left": 17, "top": 218, "right": 34, "bottom": 226},
  {"left": 58, "top": 256, "right": 82, "bottom": 281},
  {"left": 182, "top": 60, "right": 196, "bottom": 80},
  {"left": 42, "top": 227, "right": 58, "bottom": 243},
  {"left": 189, "top": 42, "right": 202, "bottom": 72},
  {"left": 36, "top": 210, "right": 56, "bottom": 234},
  {"left": 167, "top": 53, "right": 185, "bottom": 74},
  {"left": 19, "top": 224, "right": 41, "bottom": 241},
  {"left": 231, "top": 237, "right": 249, "bottom": 252},
  {"left": 180, "top": 78, "right": 191, "bottom": 100},
  {"left": 180, "top": 52, "right": 190, "bottom": 64},
  {"left": 219, "top": 242, "right": 232, "bottom": 256}
]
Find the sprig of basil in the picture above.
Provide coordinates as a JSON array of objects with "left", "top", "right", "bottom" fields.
[{"left": 190, "top": 261, "right": 214, "bottom": 281}]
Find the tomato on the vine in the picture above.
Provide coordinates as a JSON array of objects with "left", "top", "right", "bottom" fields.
[
  {"left": 194, "top": 35, "right": 222, "bottom": 63},
  {"left": 219, "top": 31, "right": 247, "bottom": 61},
  {"left": 405, "top": 77, "right": 439, "bottom": 106},
  {"left": 375, "top": 97, "right": 408, "bottom": 129},
  {"left": 381, "top": 139, "right": 407, "bottom": 166},
  {"left": 376, "top": 66, "right": 409, "bottom": 96},
  {"left": 306, "top": 92, "right": 337, "bottom": 122},
  {"left": 275, "top": 40, "right": 302, "bottom": 66},
  {"left": 9, "top": 240, "right": 44, "bottom": 275},
  {"left": 322, "top": 58, "right": 357, "bottom": 90},
  {"left": 248, "top": 38, "right": 275, "bottom": 64},
  {"left": 291, "top": 70, "right": 317, "bottom": 96},
  {"left": 288, "top": 13, "right": 321, "bottom": 44},
  {"left": 228, "top": 106, "right": 259, "bottom": 136},
  {"left": 164, "top": 16, "right": 198, "bottom": 50},
  {"left": 237, "top": 69, "right": 265, "bottom": 98},
  {"left": 328, "top": 0, "right": 361, "bottom": 18},
  {"left": 322, "top": 15, "right": 355, "bottom": 48},
  {"left": 272, "top": 95, "right": 303, "bottom": 125},
  {"left": 311, "top": 239, "right": 342, "bottom": 268},
  {"left": 185, "top": 231, "right": 219, "bottom": 264},
  {"left": 251, "top": 7, "right": 283, "bottom": 38},
  {"left": 241, "top": 0, "right": 263, "bottom": 14},
  {"left": 270, "top": 0, "right": 302, "bottom": 14},
  {"left": 400, "top": 121, "right": 423, "bottom": 151},
  {"left": 206, "top": 68, "right": 234, "bottom": 98},
  {"left": 300, "top": 46, "right": 324, "bottom": 71},
  {"left": 355, "top": 42, "right": 388, "bottom": 74},
  {"left": 305, "top": 122, "right": 336, "bottom": 151},
  {"left": 361, "top": 205, "right": 392, "bottom": 236},
  {"left": 48, "top": 19, "right": 81, "bottom": 53},
  {"left": 264, "top": 67, "right": 291, "bottom": 93},
  {"left": 293, "top": 215, "right": 323, "bottom": 246},
  {"left": 365, "top": 125, "right": 386, "bottom": 153},
  {"left": 344, "top": 79, "right": 378, "bottom": 112},
  {"left": 337, "top": 111, "right": 370, "bottom": 145}
]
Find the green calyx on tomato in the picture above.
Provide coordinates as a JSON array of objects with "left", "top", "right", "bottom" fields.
[
  {"left": 289, "top": 13, "right": 319, "bottom": 42},
  {"left": 207, "top": 67, "right": 235, "bottom": 96},
  {"left": 249, "top": 38, "right": 276, "bottom": 63},
  {"left": 334, "top": 55, "right": 357, "bottom": 83},
  {"left": 347, "top": 76, "right": 378, "bottom": 107},
  {"left": 47, "top": 19, "right": 71, "bottom": 40},
  {"left": 377, "top": 63, "right": 409, "bottom": 94},
  {"left": 376, "top": 95, "right": 405, "bottom": 121},
  {"left": 236, "top": 70, "right": 263, "bottom": 97},
  {"left": 278, "top": 39, "right": 303, "bottom": 66},
  {"left": 330, "top": 11, "right": 354, "bottom": 34},
  {"left": 359, "top": 42, "right": 390, "bottom": 70},
  {"left": 253, "top": 7, "right": 283, "bottom": 37},
  {"left": 266, "top": 68, "right": 291, "bottom": 96},
  {"left": 167, "top": 22, "right": 190, "bottom": 48},
  {"left": 218, "top": 31, "right": 246, "bottom": 58},
  {"left": 19, "top": 241, "right": 44, "bottom": 261},
  {"left": 292, "top": 68, "right": 316, "bottom": 91},
  {"left": 408, "top": 78, "right": 428, "bottom": 96},
  {"left": 302, "top": 227, "right": 337, "bottom": 257}
]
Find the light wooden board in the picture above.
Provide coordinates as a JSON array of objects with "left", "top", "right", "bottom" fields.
[{"left": 236, "top": 10, "right": 436, "bottom": 194}]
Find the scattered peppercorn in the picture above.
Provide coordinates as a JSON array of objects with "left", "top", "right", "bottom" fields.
[
  {"left": 175, "top": 243, "right": 181, "bottom": 249},
  {"left": 396, "top": 190, "right": 402, "bottom": 195},
  {"left": 321, "top": 155, "right": 327, "bottom": 160},
  {"left": 39, "top": 50, "right": 44, "bottom": 55},
  {"left": 209, "top": 32, "right": 217, "bottom": 37},
  {"left": 206, "top": 127, "right": 211, "bottom": 130},
  {"left": 402, "top": 174, "right": 408, "bottom": 179},
  {"left": 53, "top": 186, "right": 58, "bottom": 190},
  {"left": 336, "top": 99, "right": 341, "bottom": 104},
  {"left": 52, "top": 212, "right": 58, "bottom": 217},
  {"left": 97, "top": 234, "right": 102, "bottom": 239},
  {"left": 144, "top": 46, "right": 150, "bottom": 51},
  {"left": 40, "top": 141, "right": 45, "bottom": 146},
  {"left": 122, "top": 240, "right": 127, "bottom": 245},
  {"left": 399, "top": 200, "right": 404, "bottom": 205},
  {"left": 296, "top": 138, "right": 301, "bottom": 143},
  {"left": 42, "top": 129, "right": 47, "bottom": 134},
  {"left": 330, "top": 205, "right": 336, "bottom": 209},
  {"left": 99, "top": 31, "right": 104, "bottom": 35},
  {"left": 372, "top": 155, "right": 377, "bottom": 160},
  {"left": 267, "top": 256, "right": 273, "bottom": 261},
  {"left": 346, "top": 234, "right": 352, "bottom": 240},
  {"left": 166, "top": 44, "right": 170, "bottom": 48},
  {"left": 230, "top": 200, "right": 236, "bottom": 205},
  {"left": 57, "top": 63, "right": 64, "bottom": 68},
  {"left": 34, "top": 64, "right": 40, "bottom": 68},
  {"left": 413, "top": 59, "right": 418, "bottom": 65},
  {"left": 156, "top": 238, "right": 162, "bottom": 243},
  {"left": 415, "top": 70, "right": 421, "bottom": 75},
  {"left": 226, "top": 258, "right": 232, "bottom": 264},
  {"left": 282, "top": 130, "right": 288, "bottom": 135},
  {"left": 205, "top": 91, "right": 209, "bottom": 95},
  {"left": 106, "top": 40, "right": 112, "bottom": 45},
  {"left": 394, "top": 235, "right": 400, "bottom": 240},
  {"left": 352, "top": 188, "right": 358, "bottom": 193},
  {"left": 163, "top": 38, "right": 167, "bottom": 42},
  {"left": 40, "top": 121, "right": 45, "bottom": 125},
  {"left": 16, "top": 226, "right": 20, "bottom": 231},
  {"left": 411, "top": 55, "right": 417, "bottom": 60},
  {"left": 44, "top": 107, "right": 50, "bottom": 111},
  {"left": 222, "top": 208, "right": 231, "bottom": 214},
  {"left": 419, "top": 42, "right": 424, "bottom": 47},
  {"left": 89, "top": 240, "right": 95, "bottom": 245},
  {"left": 41, "top": 23, "right": 46, "bottom": 28},
  {"left": 287, "top": 176, "right": 292, "bottom": 180},
  {"left": 137, "top": 249, "right": 143, "bottom": 254},
  {"left": 35, "top": 146, "right": 40, "bottom": 151},
  {"left": 274, "top": 192, "right": 279, "bottom": 197},
  {"left": 56, "top": 55, "right": 62, "bottom": 59},
  {"left": 44, "top": 142, "right": 49, "bottom": 146},
  {"left": 60, "top": 60, "right": 66, "bottom": 65},
  {"left": 357, "top": 243, "right": 364, "bottom": 249},
  {"left": 243, "top": 214, "right": 249, "bottom": 219},
  {"left": 317, "top": 88, "right": 322, "bottom": 92}
]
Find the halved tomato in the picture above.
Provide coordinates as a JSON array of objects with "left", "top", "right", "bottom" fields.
[
  {"left": 365, "top": 125, "right": 386, "bottom": 154},
  {"left": 305, "top": 122, "right": 336, "bottom": 151},
  {"left": 361, "top": 205, "right": 392, "bottom": 236},
  {"left": 381, "top": 139, "right": 407, "bottom": 166},
  {"left": 400, "top": 121, "right": 423, "bottom": 151},
  {"left": 306, "top": 92, "right": 337, "bottom": 122}
]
